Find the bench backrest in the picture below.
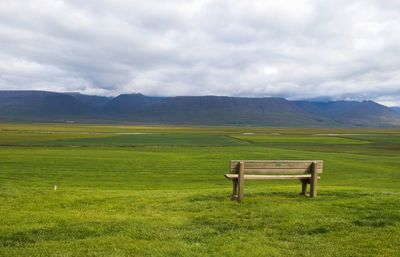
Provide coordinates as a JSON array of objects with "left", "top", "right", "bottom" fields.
[{"left": 230, "top": 160, "right": 323, "bottom": 175}]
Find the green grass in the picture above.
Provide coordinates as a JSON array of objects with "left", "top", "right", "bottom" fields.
[
  {"left": 0, "top": 131, "right": 112, "bottom": 145},
  {"left": 232, "top": 135, "right": 369, "bottom": 144},
  {"left": 21, "top": 134, "right": 247, "bottom": 147},
  {"left": 0, "top": 123, "right": 399, "bottom": 257}
]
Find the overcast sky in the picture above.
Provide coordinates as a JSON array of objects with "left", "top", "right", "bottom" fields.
[{"left": 1, "top": 0, "right": 400, "bottom": 105}]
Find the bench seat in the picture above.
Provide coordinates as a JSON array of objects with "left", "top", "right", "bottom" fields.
[{"left": 225, "top": 160, "right": 323, "bottom": 201}]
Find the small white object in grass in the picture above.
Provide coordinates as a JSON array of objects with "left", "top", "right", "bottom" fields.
[
  {"left": 242, "top": 132, "right": 254, "bottom": 135},
  {"left": 54, "top": 185, "right": 57, "bottom": 191}
]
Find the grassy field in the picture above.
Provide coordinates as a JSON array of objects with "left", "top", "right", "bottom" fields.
[{"left": 0, "top": 123, "right": 399, "bottom": 257}]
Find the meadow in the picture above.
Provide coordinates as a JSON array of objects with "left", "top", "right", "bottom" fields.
[{"left": 0, "top": 123, "right": 399, "bottom": 257}]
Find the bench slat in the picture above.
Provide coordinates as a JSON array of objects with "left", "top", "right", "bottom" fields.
[
  {"left": 224, "top": 174, "right": 319, "bottom": 180},
  {"left": 240, "top": 168, "right": 316, "bottom": 174},
  {"left": 231, "top": 160, "right": 323, "bottom": 164},
  {"left": 230, "top": 161, "right": 323, "bottom": 168},
  {"left": 230, "top": 160, "right": 323, "bottom": 174}
]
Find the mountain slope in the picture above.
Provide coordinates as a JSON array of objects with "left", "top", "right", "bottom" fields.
[
  {"left": 0, "top": 90, "right": 399, "bottom": 127},
  {"left": 294, "top": 100, "right": 400, "bottom": 127},
  {"left": 102, "top": 95, "right": 335, "bottom": 126},
  {"left": 0, "top": 91, "right": 92, "bottom": 120}
]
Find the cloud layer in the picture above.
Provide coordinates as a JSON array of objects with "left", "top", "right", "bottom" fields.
[{"left": 1, "top": 0, "right": 400, "bottom": 105}]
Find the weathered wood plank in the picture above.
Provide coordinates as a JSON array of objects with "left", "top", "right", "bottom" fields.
[
  {"left": 230, "top": 168, "right": 322, "bottom": 174},
  {"left": 231, "top": 160, "right": 323, "bottom": 165},
  {"left": 310, "top": 162, "right": 318, "bottom": 198},
  {"left": 230, "top": 160, "right": 323, "bottom": 173},
  {"left": 230, "top": 167, "right": 323, "bottom": 173},
  {"left": 231, "top": 160, "right": 324, "bottom": 163},
  {"left": 224, "top": 174, "right": 321, "bottom": 180},
  {"left": 242, "top": 168, "right": 314, "bottom": 174},
  {"left": 230, "top": 160, "right": 323, "bottom": 167},
  {"left": 237, "top": 162, "right": 244, "bottom": 202},
  {"left": 230, "top": 161, "right": 323, "bottom": 168}
]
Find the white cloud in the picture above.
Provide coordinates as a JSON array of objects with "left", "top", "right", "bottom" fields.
[{"left": 0, "top": 0, "right": 399, "bottom": 105}]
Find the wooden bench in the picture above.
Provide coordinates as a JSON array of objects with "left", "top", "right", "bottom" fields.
[{"left": 224, "top": 160, "right": 323, "bottom": 202}]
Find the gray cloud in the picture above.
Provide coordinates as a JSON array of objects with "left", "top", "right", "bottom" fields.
[{"left": 0, "top": 0, "right": 400, "bottom": 105}]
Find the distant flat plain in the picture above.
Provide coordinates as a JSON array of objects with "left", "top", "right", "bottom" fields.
[{"left": 0, "top": 123, "right": 399, "bottom": 257}]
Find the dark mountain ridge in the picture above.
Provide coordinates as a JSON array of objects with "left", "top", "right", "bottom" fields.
[
  {"left": 0, "top": 90, "right": 399, "bottom": 127},
  {"left": 0, "top": 91, "right": 91, "bottom": 118}
]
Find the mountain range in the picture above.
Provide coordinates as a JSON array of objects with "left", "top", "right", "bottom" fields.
[{"left": 0, "top": 90, "right": 399, "bottom": 127}]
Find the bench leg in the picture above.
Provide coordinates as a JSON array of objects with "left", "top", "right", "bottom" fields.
[
  {"left": 237, "top": 162, "right": 244, "bottom": 202},
  {"left": 231, "top": 180, "right": 238, "bottom": 200},
  {"left": 301, "top": 179, "right": 308, "bottom": 196},
  {"left": 237, "top": 178, "right": 243, "bottom": 202},
  {"left": 310, "top": 162, "right": 318, "bottom": 198}
]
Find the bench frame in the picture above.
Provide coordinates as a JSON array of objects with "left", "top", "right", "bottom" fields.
[{"left": 225, "top": 160, "right": 322, "bottom": 202}]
